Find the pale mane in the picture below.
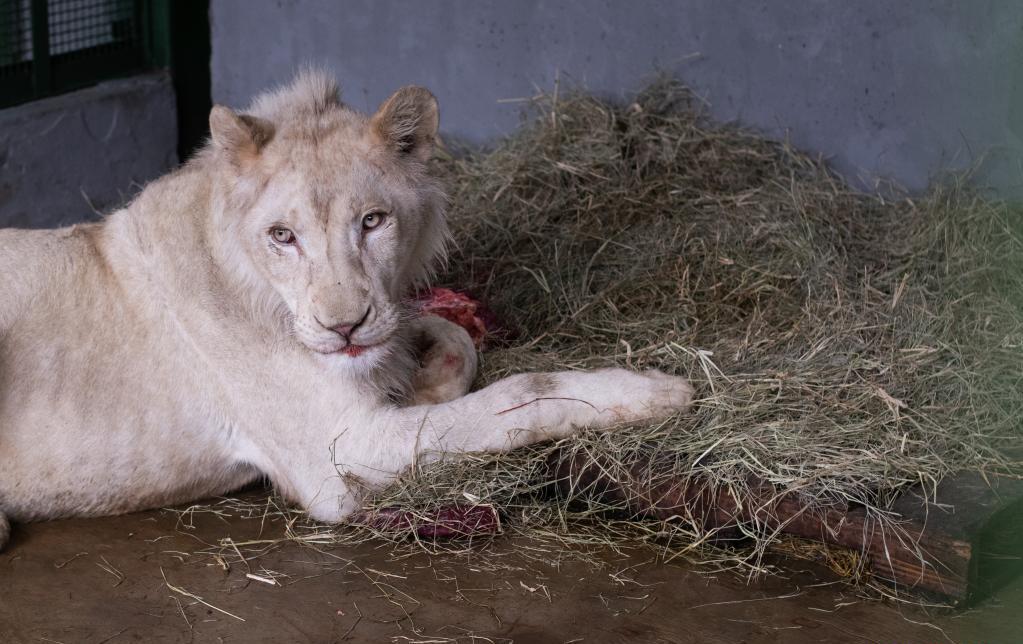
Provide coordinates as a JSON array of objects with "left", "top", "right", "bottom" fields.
[{"left": 249, "top": 67, "right": 345, "bottom": 122}]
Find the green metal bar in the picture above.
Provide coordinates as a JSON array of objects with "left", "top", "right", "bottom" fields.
[
  {"left": 166, "top": 0, "right": 211, "bottom": 159},
  {"left": 29, "top": 0, "right": 49, "bottom": 94},
  {"left": 144, "top": 0, "right": 172, "bottom": 68},
  {"left": 3, "top": 0, "right": 176, "bottom": 108},
  {"left": 0, "top": 0, "right": 12, "bottom": 67}
]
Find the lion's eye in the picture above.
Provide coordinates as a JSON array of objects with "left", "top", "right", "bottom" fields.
[
  {"left": 270, "top": 227, "right": 296, "bottom": 244},
  {"left": 362, "top": 211, "right": 386, "bottom": 231}
]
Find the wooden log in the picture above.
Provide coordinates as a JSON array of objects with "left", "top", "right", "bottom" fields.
[{"left": 548, "top": 452, "right": 1023, "bottom": 604}]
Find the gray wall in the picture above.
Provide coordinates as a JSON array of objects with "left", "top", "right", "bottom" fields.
[
  {"left": 0, "top": 73, "right": 178, "bottom": 229},
  {"left": 211, "top": 0, "right": 1023, "bottom": 198}
]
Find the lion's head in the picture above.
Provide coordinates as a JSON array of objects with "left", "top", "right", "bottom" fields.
[{"left": 204, "top": 70, "right": 448, "bottom": 369}]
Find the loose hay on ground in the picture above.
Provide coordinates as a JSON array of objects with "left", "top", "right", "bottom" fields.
[{"left": 205, "top": 80, "right": 1023, "bottom": 587}]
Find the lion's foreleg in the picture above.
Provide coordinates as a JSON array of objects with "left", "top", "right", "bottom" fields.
[
  {"left": 396, "top": 368, "right": 694, "bottom": 457},
  {"left": 257, "top": 368, "right": 692, "bottom": 524},
  {"left": 292, "top": 368, "right": 694, "bottom": 521}
]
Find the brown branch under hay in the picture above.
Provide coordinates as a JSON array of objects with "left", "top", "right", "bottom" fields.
[{"left": 548, "top": 451, "right": 1023, "bottom": 603}]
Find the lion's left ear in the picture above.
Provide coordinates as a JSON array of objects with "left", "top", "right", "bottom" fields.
[{"left": 370, "top": 86, "right": 439, "bottom": 163}]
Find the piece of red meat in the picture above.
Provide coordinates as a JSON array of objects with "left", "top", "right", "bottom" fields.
[
  {"left": 415, "top": 287, "right": 501, "bottom": 348},
  {"left": 355, "top": 504, "right": 501, "bottom": 539}
]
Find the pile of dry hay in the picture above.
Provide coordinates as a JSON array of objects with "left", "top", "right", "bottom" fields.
[{"left": 286, "top": 81, "right": 1023, "bottom": 581}]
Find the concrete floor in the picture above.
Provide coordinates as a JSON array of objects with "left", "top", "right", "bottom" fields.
[{"left": 1, "top": 492, "right": 1020, "bottom": 643}]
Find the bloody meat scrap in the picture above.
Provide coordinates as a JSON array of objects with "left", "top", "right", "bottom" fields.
[{"left": 416, "top": 287, "right": 500, "bottom": 348}]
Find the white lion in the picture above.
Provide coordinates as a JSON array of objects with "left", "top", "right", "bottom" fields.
[{"left": 0, "top": 70, "right": 692, "bottom": 548}]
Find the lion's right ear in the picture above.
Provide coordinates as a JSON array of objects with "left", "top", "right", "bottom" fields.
[{"left": 209, "top": 105, "right": 274, "bottom": 167}]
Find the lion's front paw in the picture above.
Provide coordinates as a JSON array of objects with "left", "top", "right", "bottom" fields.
[
  {"left": 601, "top": 369, "right": 694, "bottom": 422},
  {"left": 409, "top": 315, "right": 479, "bottom": 405},
  {"left": 643, "top": 369, "right": 695, "bottom": 416}
]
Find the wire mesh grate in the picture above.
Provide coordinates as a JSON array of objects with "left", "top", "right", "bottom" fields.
[
  {"left": 0, "top": 0, "right": 156, "bottom": 105},
  {"left": 0, "top": 1, "right": 33, "bottom": 72},
  {"left": 48, "top": 0, "right": 137, "bottom": 56}
]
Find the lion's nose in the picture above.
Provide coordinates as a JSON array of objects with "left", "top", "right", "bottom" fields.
[
  {"left": 328, "top": 307, "right": 371, "bottom": 340},
  {"left": 331, "top": 323, "right": 355, "bottom": 338}
]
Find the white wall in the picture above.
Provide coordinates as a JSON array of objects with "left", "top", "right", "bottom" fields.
[{"left": 211, "top": 0, "right": 1023, "bottom": 198}]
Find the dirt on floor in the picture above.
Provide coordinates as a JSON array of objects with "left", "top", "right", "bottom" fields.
[{"left": 1, "top": 491, "right": 1020, "bottom": 644}]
